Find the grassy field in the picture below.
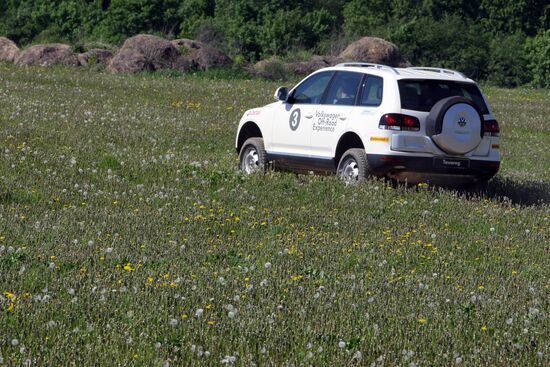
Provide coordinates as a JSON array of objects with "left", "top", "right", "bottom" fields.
[{"left": 0, "top": 63, "right": 548, "bottom": 366}]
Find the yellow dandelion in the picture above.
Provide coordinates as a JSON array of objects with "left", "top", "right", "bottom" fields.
[
  {"left": 481, "top": 325, "right": 488, "bottom": 331},
  {"left": 418, "top": 318, "right": 428, "bottom": 324}
]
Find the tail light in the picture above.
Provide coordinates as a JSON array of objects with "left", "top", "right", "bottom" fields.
[
  {"left": 379, "top": 114, "right": 420, "bottom": 131},
  {"left": 483, "top": 119, "right": 500, "bottom": 137}
]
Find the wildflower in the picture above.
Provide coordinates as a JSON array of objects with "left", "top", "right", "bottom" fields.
[
  {"left": 481, "top": 325, "right": 488, "bottom": 331},
  {"left": 207, "top": 320, "right": 215, "bottom": 325},
  {"left": 338, "top": 341, "right": 346, "bottom": 348},
  {"left": 7, "top": 303, "right": 14, "bottom": 312},
  {"left": 418, "top": 319, "right": 428, "bottom": 324},
  {"left": 195, "top": 309, "right": 204, "bottom": 317},
  {"left": 169, "top": 318, "right": 178, "bottom": 326},
  {"left": 11, "top": 339, "right": 19, "bottom": 346},
  {"left": 264, "top": 262, "right": 272, "bottom": 269}
]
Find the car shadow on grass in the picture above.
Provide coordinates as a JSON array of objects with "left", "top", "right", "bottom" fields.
[{"left": 456, "top": 176, "right": 550, "bottom": 207}]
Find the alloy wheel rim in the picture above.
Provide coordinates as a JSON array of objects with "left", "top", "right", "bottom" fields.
[
  {"left": 341, "top": 157, "right": 359, "bottom": 182},
  {"left": 243, "top": 147, "right": 259, "bottom": 174}
]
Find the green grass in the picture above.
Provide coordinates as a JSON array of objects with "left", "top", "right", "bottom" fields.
[{"left": 0, "top": 64, "right": 548, "bottom": 366}]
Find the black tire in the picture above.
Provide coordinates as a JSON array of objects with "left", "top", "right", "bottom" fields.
[
  {"left": 239, "top": 137, "right": 267, "bottom": 174},
  {"left": 337, "top": 148, "right": 371, "bottom": 183}
]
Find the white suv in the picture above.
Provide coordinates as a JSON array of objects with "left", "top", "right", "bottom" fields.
[{"left": 236, "top": 63, "right": 500, "bottom": 185}]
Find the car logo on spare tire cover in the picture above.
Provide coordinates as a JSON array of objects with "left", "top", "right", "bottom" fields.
[
  {"left": 457, "top": 116, "right": 467, "bottom": 127},
  {"left": 289, "top": 109, "right": 301, "bottom": 131}
]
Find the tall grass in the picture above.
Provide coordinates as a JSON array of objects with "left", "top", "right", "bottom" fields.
[{"left": 0, "top": 64, "right": 548, "bottom": 366}]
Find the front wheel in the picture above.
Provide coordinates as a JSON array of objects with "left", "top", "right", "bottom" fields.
[
  {"left": 239, "top": 137, "right": 267, "bottom": 174},
  {"left": 337, "top": 148, "right": 371, "bottom": 183}
]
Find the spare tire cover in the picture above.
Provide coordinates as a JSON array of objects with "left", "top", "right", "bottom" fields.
[{"left": 425, "top": 96, "right": 482, "bottom": 155}]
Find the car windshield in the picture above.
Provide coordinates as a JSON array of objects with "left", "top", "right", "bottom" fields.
[{"left": 398, "top": 80, "right": 489, "bottom": 114}]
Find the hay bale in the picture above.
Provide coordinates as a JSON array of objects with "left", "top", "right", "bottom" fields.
[
  {"left": 287, "top": 56, "right": 341, "bottom": 75},
  {"left": 15, "top": 43, "right": 79, "bottom": 66},
  {"left": 107, "top": 48, "right": 151, "bottom": 73},
  {"left": 77, "top": 49, "right": 113, "bottom": 67},
  {"left": 0, "top": 37, "right": 20, "bottom": 62},
  {"left": 172, "top": 38, "right": 232, "bottom": 70},
  {"left": 339, "top": 37, "right": 409, "bottom": 67},
  {"left": 251, "top": 58, "right": 289, "bottom": 80},
  {"left": 108, "top": 34, "right": 180, "bottom": 73}
]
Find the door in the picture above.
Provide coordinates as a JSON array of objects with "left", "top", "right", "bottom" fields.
[
  {"left": 310, "top": 71, "right": 365, "bottom": 157},
  {"left": 270, "top": 71, "right": 334, "bottom": 158}
]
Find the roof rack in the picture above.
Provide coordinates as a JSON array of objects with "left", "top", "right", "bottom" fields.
[
  {"left": 407, "top": 67, "right": 467, "bottom": 79},
  {"left": 336, "top": 62, "right": 400, "bottom": 75}
]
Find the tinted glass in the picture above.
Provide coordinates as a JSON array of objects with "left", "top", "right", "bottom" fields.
[
  {"left": 398, "top": 80, "right": 489, "bottom": 113},
  {"left": 290, "top": 71, "right": 334, "bottom": 104},
  {"left": 360, "top": 76, "right": 383, "bottom": 106},
  {"left": 323, "top": 71, "right": 363, "bottom": 106}
]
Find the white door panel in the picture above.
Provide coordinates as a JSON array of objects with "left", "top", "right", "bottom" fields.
[{"left": 270, "top": 104, "right": 315, "bottom": 157}]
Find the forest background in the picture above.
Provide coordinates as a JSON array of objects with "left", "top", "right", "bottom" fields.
[{"left": 0, "top": 0, "right": 549, "bottom": 87}]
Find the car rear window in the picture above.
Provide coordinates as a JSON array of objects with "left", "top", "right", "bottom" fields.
[{"left": 398, "top": 80, "right": 489, "bottom": 114}]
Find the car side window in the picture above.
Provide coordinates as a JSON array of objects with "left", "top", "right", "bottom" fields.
[
  {"left": 323, "top": 71, "right": 363, "bottom": 106},
  {"left": 360, "top": 75, "right": 383, "bottom": 106},
  {"left": 290, "top": 71, "right": 334, "bottom": 104}
]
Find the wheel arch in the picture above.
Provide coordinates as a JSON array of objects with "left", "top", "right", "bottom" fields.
[
  {"left": 334, "top": 132, "right": 365, "bottom": 166},
  {"left": 236, "top": 121, "right": 263, "bottom": 153}
]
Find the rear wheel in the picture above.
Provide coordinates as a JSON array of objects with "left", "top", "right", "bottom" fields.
[
  {"left": 337, "top": 148, "right": 370, "bottom": 183},
  {"left": 239, "top": 137, "right": 267, "bottom": 174}
]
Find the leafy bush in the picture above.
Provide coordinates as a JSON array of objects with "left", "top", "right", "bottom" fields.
[
  {"left": 487, "top": 33, "right": 530, "bottom": 88},
  {"left": 389, "top": 15, "right": 490, "bottom": 80},
  {"left": 525, "top": 30, "right": 550, "bottom": 88}
]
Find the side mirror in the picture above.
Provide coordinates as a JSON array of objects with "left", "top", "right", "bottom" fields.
[{"left": 274, "top": 86, "right": 288, "bottom": 101}]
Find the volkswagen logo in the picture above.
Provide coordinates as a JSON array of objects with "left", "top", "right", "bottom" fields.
[{"left": 457, "top": 116, "right": 467, "bottom": 127}]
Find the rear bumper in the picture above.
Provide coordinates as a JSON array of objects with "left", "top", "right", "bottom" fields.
[{"left": 367, "top": 154, "right": 500, "bottom": 180}]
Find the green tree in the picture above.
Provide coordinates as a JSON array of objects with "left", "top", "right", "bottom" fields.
[{"left": 525, "top": 30, "right": 550, "bottom": 88}]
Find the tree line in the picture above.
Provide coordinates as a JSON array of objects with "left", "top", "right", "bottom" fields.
[{"left": 0, "top": 0, "right": 548, "bottom": 87}]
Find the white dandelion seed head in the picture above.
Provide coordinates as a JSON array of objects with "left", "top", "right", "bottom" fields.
[
  {"left": 106, "top": 247, "right": 113, "bottom": 253},
  {"left": 169, "top": 318, "right": 178, "bottom": 326},
  {"left": 338, "top": 341, "right": 346, "bottom": 349},
  {"left": 264, "top": 262, "right": 272, "bottom": 269},
  {"left": 11, "top": 339, "right": 19, "bottom": 346},
  {"left": 195, "top": 309, "right": 204, "bottom": 318}
]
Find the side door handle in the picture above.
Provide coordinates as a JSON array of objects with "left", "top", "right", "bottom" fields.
[
  {"left": 339, "top": 116, "right": 348, "bottom": 121},
  {"left": 305, "top": 114, "right": 314, "bottom": 119}
]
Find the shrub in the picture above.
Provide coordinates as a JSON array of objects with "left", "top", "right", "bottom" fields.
[
  {"left": 525, "top": 30, "right": 550, "bottom": 88},
  {"left": 487, "top": 32, "right": 530, "bottom": 87}
]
